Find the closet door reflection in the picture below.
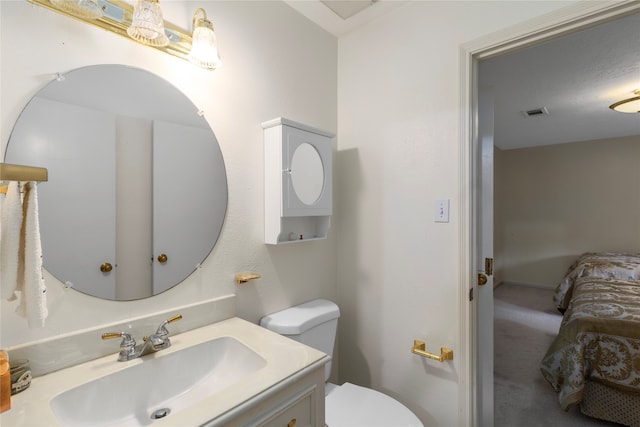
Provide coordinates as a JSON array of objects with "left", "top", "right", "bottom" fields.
[
  {"left": 7, "top": 97, "right": 118, "bottom": 299},
  {"left": 152, "top": 121, "right": 226, "bottom": 295}
]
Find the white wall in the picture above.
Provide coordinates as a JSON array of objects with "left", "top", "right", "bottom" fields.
[
  {"left": 495, "top": 135, "right": 640, "bottom": 288},
  {"left": 0, "top": 1, "right": 337, "bottom": 347},
  {"left": 335, "top": 1, "right": 578, "bottom": 425}
]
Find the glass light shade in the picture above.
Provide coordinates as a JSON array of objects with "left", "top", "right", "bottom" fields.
[
  {"left": 609, "top": 91, "right": 640, "bottom": 113},
  {"left": 49, "top": 0, "right": 104, "bottom": 19},
  {"left": 127, "top": 0, "right": 169, "bottom": 47},
  {"left": 188, "top": 25, "right": 222, "bottom": 70}
]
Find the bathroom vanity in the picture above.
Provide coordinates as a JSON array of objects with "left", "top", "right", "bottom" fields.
[{"left": 0, "top": 318, "right": 328, "bottom": 426}]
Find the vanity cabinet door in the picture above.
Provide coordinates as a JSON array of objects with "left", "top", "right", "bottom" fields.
[
  {"left": 205, "top": 362, "right": 326, "bottom": 427},
  {"left": 255, "top": 385, "right": 315, "bottom": 427}
]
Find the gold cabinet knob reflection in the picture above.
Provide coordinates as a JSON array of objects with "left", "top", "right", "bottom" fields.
[
  {"left": 157, "top": 254, "right": 168, "bottom": 264},
  {"left": 100, "top": 262, "right": 113, "bottom": 273}
]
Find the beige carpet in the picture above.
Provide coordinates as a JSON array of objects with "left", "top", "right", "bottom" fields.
[{"left": 494, "top": 283, "right": 621, "bottom": 426}]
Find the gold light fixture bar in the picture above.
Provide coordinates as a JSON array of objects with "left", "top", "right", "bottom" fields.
[
  {"left": 27, "top": 0, "right": 194, "bottom": 63},
  {"left": 0, "top": 163, "right": 48, "bottom": 182}
]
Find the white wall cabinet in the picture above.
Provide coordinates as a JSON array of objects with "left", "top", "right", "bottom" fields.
[{"left": 263, "top": 118, "right": 334, "bottom": 244}]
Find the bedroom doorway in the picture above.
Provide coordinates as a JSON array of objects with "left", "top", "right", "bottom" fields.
[{"left": 464, "top": 2, "right": 640, "bottom": 425}]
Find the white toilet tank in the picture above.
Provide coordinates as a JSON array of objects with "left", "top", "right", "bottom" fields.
[{"left": 260, "top": 299, "right": 340, "bottom": 382}]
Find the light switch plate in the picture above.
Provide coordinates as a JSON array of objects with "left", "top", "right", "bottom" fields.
[{"left": 434, "top": 199, "right": 450, "bottom": 223}]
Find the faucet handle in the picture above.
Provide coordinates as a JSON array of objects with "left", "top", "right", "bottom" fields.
[
  {"left": 102, "top": 331, "right": 135, "bottom": 344},
  {"left": 155, "top": 314, "right": 182, "bottom": 336},
  {"left": 166, "top": 314, "right": 183, "bottom": 324},
  {"left": 102, "top": 332, "right": 137, "bottom": 361}
]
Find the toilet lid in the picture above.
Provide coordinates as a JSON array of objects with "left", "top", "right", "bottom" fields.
[{"left": 325, "top": 382, "right": 423, "bottom": 427}]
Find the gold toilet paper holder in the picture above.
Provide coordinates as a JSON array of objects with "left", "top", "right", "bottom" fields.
[{"left": 412, "top": 340, "right": 454, "bottom": 362}]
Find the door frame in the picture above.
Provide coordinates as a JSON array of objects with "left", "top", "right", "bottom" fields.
[{"left": 458, "top": 1, "right": 640, "bottom": 425}]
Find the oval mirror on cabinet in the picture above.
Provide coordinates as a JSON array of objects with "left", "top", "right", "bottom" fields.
[
  {"left": 291, "top": 142, "right": 324, "bottom": 205},
  {"left": 5, "top": 64, "right": 227, "bottom": 301}
]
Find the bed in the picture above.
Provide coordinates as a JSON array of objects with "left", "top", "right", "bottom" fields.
[
  {"left": 541, "top": 252, "right": 640, "bottom": 426},
  {"left": 553, "top": 252, "right": 640, "bottom": 313}
]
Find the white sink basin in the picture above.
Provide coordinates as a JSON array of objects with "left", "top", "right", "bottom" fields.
[
  {"left": 50, "top": 336, "right": 266, "bottom": 426},
  {"left": 1, "top": 318, "right": 328, "bottom": 427}
]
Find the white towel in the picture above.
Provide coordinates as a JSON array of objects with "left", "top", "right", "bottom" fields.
[
  {"left": 15, "top": 182, "right": 48, "bottom": 328},
  {"left": 1, "top": 181, "right": 22, "bottom": 300}
]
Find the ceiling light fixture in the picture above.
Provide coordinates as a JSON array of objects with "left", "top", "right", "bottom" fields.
[
  {"left": 49, "top": 0, "right": 104, "bottom": 19},
  {"left": 609, "top": 89, "right": 640, "bottom": 113},
  {"left": 127, "top": 0, "right": 169, "bottom": 47},
  {"left": 188, "top": 8, "right": 222, "bottom": 70}
]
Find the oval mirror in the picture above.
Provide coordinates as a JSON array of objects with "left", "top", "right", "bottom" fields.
[
  {"left": 5, "top": 65, "right": 227, "bottom": 301},
  {"left": 291, "top": 142, "right": 324, "bottom": 205}
]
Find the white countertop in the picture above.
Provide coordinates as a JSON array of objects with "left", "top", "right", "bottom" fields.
[{"left": 0, "top": 317, "right": 328, "bottom": 426}]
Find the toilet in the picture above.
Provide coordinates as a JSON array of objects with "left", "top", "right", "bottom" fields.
[{"left": 260, "top": 299, "right": 424, "bottom": 427}]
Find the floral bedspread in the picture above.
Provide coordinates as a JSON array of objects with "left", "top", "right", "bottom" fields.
[
  {"left": 553, "top": 252, "right": 640, "bottom": 312},
  {"left": 541, "top": 277, "right": 640, "bottom": 410}
]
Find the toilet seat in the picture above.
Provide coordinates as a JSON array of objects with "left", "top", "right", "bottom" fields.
[{"left": 325, "top": 382, "right": 423, "bottom": 427}]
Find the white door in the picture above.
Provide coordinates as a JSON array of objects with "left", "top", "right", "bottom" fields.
[
  {"left": 476, "top": 88, "right": 495, "bottom": 427},
  {"left": 6, "top": 97, "right": 117, "bottom": 299},
  {"left": 152, "top": 120, "right": 225, "bottom": 295}
]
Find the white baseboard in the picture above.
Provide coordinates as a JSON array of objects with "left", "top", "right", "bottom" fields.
[{"left": 496, "top": 280, "right": 555, "bottom": 290}]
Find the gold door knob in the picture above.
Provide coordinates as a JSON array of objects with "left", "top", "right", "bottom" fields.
[
  {"left": 100, "top": 262, "right": 113, "bottom": 273},
  {"left": 287, "top": 419, "right": 297, "bottom": 427},
  {"left": 157, "top": 254, "right": 168, "bottom": 264},
  {"left": 478, "top": 273, "right": 488, "bottom": 286}
]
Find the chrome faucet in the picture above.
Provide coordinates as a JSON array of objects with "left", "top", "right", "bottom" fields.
[{"left": 102, "top": 314, "right": 182, "bottom": 361}]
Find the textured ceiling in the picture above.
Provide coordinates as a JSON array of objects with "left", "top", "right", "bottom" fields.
[{"left": 480, "top": 11, "right": 640, "bottom": 150}]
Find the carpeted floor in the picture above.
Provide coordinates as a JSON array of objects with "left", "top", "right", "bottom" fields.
[{"left": 494, "top": 283, "right": 621, "bottom": 427}]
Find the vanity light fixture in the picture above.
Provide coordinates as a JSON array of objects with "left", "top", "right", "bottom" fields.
[
  {"left": 49, "top": 0, "right": 104, "bottom": 19},
  {"left": 609, "top": 89, "right": 640, "bottom": 113},
  {"left": 188, "top": 8, "right": 222, "bottom": 70},
  {"left": 127, "top": 0, "right": 169, "bottom": 47},
  {"left": 28, "top": 0, "right": 221, "bottom": 71}
]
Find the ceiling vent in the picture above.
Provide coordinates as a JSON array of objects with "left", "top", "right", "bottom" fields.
[
  {"left": 321, "top": 0, "right": 377, "bottom": 20},
  {"left": 521, "top": 107, "right": 549, "bottom": 117}
]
